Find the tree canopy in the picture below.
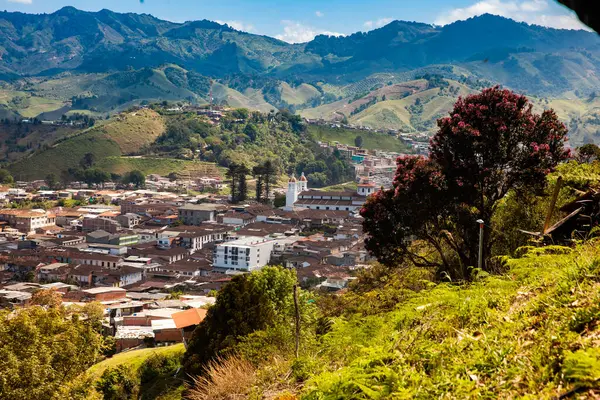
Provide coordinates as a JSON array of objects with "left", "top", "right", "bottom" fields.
[
  {"left": 361, "top": 87, "right": 570, "bottom": 279},
  {"left": 0, "top": 294, "right": 107, "bottom": 399},
  {"left": 183, "top": 266, "right": 296, "bottom": 376}
]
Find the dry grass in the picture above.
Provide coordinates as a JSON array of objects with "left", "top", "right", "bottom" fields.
[{"left": 187, "top": 356, "right": 256, "bottom": 400}]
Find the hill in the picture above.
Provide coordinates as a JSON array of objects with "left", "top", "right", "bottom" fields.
[
  {"left": 1, "top": 8, "right": 600, "bottom": 146},
  {"left": 8, "top": 108, "right": 167, "bottom": 180},
  {"left": 288, "top": 243, "right": 600, "bottom": 398}
]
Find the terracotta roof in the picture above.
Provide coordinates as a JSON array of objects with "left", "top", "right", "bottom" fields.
[{"left": 172, "top": 307, "right": 207, "bottom": 329}]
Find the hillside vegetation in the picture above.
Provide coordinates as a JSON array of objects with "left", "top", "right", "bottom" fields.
[
  {"left": 8, "top": 108, "right": 165, "bottom": 180},
  {"left": 0, "top": 9, "right": 599, "bottom": 143}
]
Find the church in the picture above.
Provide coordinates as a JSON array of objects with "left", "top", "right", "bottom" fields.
[{"left": 284, "top": 172, "right": 377, "bottom": 212}]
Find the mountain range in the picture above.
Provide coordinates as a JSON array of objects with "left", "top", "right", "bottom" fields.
[{"left": 1, "top": 7, "right": 600, "bottom": 143}]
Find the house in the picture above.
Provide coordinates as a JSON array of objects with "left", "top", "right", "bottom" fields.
[
  {"left": 117, "top": 213, "right": 142, "bottom": 229},
  {"left": 172, "top": 307, "right": 208, "bottom": 346},
  {"left": 129, "top": 243, "right": 189, "bottom": 264},
  {"left": 221, "top": 211, "right": 256, "bottom": 226},
  {"left": 38, "top": 262, "right": 71, "bottom": 282},
  {"left": 169, "top": 225, "right": 230, "bottom": 252},
  {"left": 82, "top": 287, "right": 127, "bottom": 301},
  {"left": 157, "top": 259, "right": 211, "bottom": 277},
  {"left": 177, "top": 204, "right": 225, "bottom": 225},
  {"left": 82, "top": 216, "right": 121, "bottom": 233}
]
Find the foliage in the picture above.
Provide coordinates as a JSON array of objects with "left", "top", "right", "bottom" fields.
[
  {"left": 122, "top": 169, "right": 146, "bottom": 188},
  {"left": 0, "top": 168, "right": 14, "bottom": 184},
  {"left": 187, "top": 356, "right": 256, "bottom": 400},
  {"left": 138, "top": 352, "right": 183, "bottom": 385},
  {"left": 576, "top": 143, "right": 600, "bottom": 163},
  {"left": 0, "top": 302, "right": 107, "bottom": 399},
  {"left": 183, "top": 266, "right": 297, "bottom": 376},
  {"left": 354, "top": 135, "right": 363, "bottom": 148},
  {"left": 95, "top": 365, "right": 140, "bottom": 400},
  {"left": 362, "top": 87, "right": 570, "bottom": 279},
  {"left": 290, "top": 242, "right": 600, "bottom": 399}
]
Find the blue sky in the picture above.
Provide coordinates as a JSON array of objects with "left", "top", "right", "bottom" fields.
[{"left": 1, "top": 0, "right": 589, "bottom": 42}]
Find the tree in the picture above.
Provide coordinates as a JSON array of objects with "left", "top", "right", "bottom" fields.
[
  {"left": 80, "top": 152, "right": 96, "bottom": 169},
  {"left": 183, "top": 266, "right": 296, "bottom": 376},
  {"left": 0, "top": 169, "right": 14, "bottom": 185},
  {"left": 167, "top": 172, "right": 178, "bottom": 182},
  {"left": 253, "top": 164, "right": 265, "bottom": 202},
  {"left": 262, "top": 160, "right": 277, "bottom": 203},
  {"left": 355, "top": 135, "right": 364, "bottom": 148},
  {"left": 577, "top": 143, "right": 600, "bottom": 163},
  {"left": 226, "top": 163, "right": 239, "bottom": 203},
  {"left": 236, "top": 164, "right": 250, "bottom": 202},
  {"left": 243, "top": 123, "right": 259, "bottom": 141},
  {"left": 45, "top": 173, "right": 58, "bottom": 190},
  {"left": 361, "top": 87, "right": 570, "bottom": 279},
  {"left": 122, "top": 170, "right": 145, "bottom": 188},
  {"left": 307, "top": 172, "right": 328, "bottom": 187},
  {"left": 0, "top": 302, "right": 107, "bottom": 399}
]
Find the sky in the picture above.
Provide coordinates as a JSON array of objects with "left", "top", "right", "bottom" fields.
[{"left": 0, "top": 0, "right": 591, "bottom": 42}]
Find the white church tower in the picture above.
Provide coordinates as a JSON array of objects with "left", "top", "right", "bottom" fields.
[
  {"left": 298, "top": 172, "right": 308, "bottom": 192},
  {"left": 285, "top": 175, "right": 299, "bottom": 211}
]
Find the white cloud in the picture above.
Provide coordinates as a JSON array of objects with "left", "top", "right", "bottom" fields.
[
  {"left": 434, "top": 0, "right": 590, "bottom": 30},
  {"left": 363, "top": 18, "right": 393, "bottom": 30},
  {"left": 315, "top": 11, "right": 324, "bottom": 18},
  {"left": 215, "top": 20, "right": 255, "bottom": 33},
  {"left": 275, "top": 20, "right": 344, "bottom": 43},
  {"left": 7, "top": 0, "right": 32, "bottom": 4}
]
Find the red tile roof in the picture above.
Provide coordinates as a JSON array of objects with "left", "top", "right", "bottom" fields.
[{"left": 172, "top": 308, "right": 207, "bottom": 329}]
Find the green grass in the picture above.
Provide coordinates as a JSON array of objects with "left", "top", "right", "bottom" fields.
[
  {"left": 9, "top": 129, "right": 122, "bottom": 180},
  {"left": 308, "top": 125, "right": 409, "bottom": 153},
  {"left": 280, "top": 82, "right": 320, "bottom": 105},
  {"left": 318, "top": 181, "right": 358, "bottom": 191},
  {"left": 89, "top": 344, "right": 186, "bottom": 400},
  {"left": 291, "top": 243, "right": 600, "bottom": 399},
  {"left": 89, "top": 344, "right": 185, "bottom": 379},
  {"left": 98, "top": 156, "right": 223, "bottom": 177}
]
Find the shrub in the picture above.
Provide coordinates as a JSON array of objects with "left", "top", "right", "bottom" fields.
[
  {"left": 187, "top": 356, "right": 256, "bottom": 400},
  {"left": 139, "top": 352, "right": 183, "bottom": 385},
  {"left": 95, "top": 365, "right": 139, "bottom": 400}
]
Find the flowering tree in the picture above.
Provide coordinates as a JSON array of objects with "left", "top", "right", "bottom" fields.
[{"left": 361, "top": 87, "right": 570, "bottom": 279}]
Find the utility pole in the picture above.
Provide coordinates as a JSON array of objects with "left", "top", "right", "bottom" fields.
[
  {"left": 293, "top": 283, "right": 300, "bottom": 359},
  {"left": 476, "top": 219, "right": 484, "bottom": 270}
]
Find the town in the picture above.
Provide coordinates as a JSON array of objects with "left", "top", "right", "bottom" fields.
[{"left": 0, "top": 167, "right": 378, "bottom": 352}]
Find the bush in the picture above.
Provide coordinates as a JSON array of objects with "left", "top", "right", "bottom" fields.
[
  {"left": 95, "top": 365, "right": 139, "bottom": 400},
  {"left": 139, "top": 352, "right": 183, "bottom": 384}
]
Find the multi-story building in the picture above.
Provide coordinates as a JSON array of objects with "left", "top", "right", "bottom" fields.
[
  {"left": 82, "top": 216, "right": 121, "bottom": 233},
  {"left": 178, "top": 204, "right": 224, "bottom": 225},
  {"left": 213, "top": 237, "right": 276, "bottom": 272},
  {"left": 0, "top": 209, "right": 56, "bottom": 234}
]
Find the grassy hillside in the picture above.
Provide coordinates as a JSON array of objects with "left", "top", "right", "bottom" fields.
[
  {"left": 8, "top": 108, "right": 167, "bottom": 180},
  {"left": 291, "top": 243, "right": 600, "bottom": 398},
  {"left": 308, "top": 125, "right": 409, "bottom": 153},
  {"left": 0, "top": 89, "right": 66, "bottom": 118},
  {"left": 280, "top": 82, "right": 320, "bottom": 105},
  {"left": 89, "top": 344, "right": 185, "bottom": 400},
  {"left": 97, "top": 157, "right": 223, "bottom": 178}
]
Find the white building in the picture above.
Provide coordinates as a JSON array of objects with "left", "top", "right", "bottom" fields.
[
  {"left": 284, "top": 175, "right": 377, "bottom": 212},
  {"left": 213, "top": 237, "right": 276, "bottom": 272}
]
